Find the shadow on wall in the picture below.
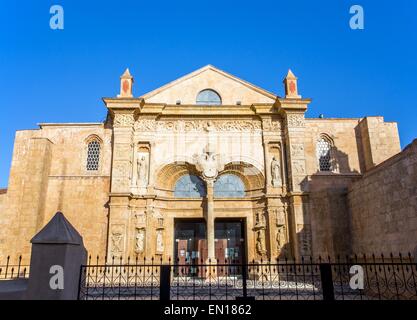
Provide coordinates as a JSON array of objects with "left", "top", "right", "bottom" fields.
[{"left": 297, "top": 146, "right": 361, "bottom": 260}]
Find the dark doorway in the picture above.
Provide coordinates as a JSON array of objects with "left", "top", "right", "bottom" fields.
[{"left": 215, "top": 218, "right": 246, "bottom": 270}]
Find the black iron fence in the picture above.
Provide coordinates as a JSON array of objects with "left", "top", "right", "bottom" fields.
[
  {"left": 78, "top": 253, "right": 417, "bottom": 301},
  {"left": 0, "top": 256, "right": 30, "bottom": 280}
]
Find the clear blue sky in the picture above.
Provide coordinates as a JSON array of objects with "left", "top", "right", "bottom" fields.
[{"left": 1, "top": 0, "right": 416, "bottom": 188}]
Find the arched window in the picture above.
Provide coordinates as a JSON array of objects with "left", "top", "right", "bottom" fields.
[
  {"left": 174, "top": 175, "right": 206, "bottom": 198},
  {"left": 86, "top": 139, "right": 101, "bottom": 171},
  {"left": 196, "top": 89, "right": 222, "bottom": 105},
  {"left": 316, "top": 135, "right": 333, "bottom": 172},
  {"left": 214, "top": 174, "right": 245, "bottom": 198}
]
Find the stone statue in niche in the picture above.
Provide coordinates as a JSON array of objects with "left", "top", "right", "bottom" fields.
[
  {"left": 256, "top": 229, "right": 267, "bottom": 256},
  {"left": 271, "top": 156, "right": 282, "bottom": 187},
  {"left": 137, "top": 155, "right": 149, "bottom": 187},
  {"left": 254, "top": 209, "right": 267, "bottom": 256},
  {"left": 135, "top": 228, "right": 145, "bottom": 254},
  {"left": 276, "top": 225, "right": 286, "bottom": 255},
  {"left": 156, "top": 230, "right": 164, "bottom": 254}
]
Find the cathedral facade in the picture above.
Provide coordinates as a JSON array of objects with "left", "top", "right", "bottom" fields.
[{"left": 1, "top": 65, "right": 415, "bottom": 265}]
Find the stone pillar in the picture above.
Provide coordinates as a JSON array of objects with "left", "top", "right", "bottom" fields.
[
  {"left": 278, "top": 70, "right": 312, "bottom": 261},
  {"left": 25, "top": 212, "right": 87, "bottom": 300},
  {"left": 205, "top": 180, "right": 216, "bottom": 263}
]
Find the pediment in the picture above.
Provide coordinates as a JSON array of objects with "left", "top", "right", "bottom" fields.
[{"left": 141, "top": 65, "right": 277, "bottom": 105}]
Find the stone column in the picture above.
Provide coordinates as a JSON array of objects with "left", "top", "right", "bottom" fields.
[
  {"left": 278, "top": 70, "right": 312, "bottom": 261},
  {"left": 108, "top": 111, "right": 135, "bottom": 261},
  {"left": 205, "top": 180, "right": 216, "bottom": 263},
  {"left": 281, "top": 110, "right": 312, "bottom": 261}
]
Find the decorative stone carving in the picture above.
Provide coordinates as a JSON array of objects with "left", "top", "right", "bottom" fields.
[
  {"left": 262, "top": 119, "right": 281, "bottom": 131},
  {"left": 276, "top": 225, "right": 287, "bottom": 254},
  {"left": 291, "top": 144, "right": 305, "bottom": 158},
  {"left": 134, "top": 119, "right": 156, "bottom": 132},
  {"left": 156, "top": 230, "right": 164, "bottom": 254},
  {"left": 292, "top": 160, "right": 306, "bottom": 175},
  {"left": 114, "top": 114, "right": 135, "bottom": 127},
  {"left": 254, "top": 209, "right": 267, "bottom": 256},
  {"left": 254, "top": 210, "right": 266, "bottom": 228},
  {"left": 271, "top": 156, "right": 282, "bottom": 187},
  {"left": 193, "top": 144, "right": 225, "bottom": 180},
  {"left": 137, "top": 155, "right": 149, "bottom": 187},
  {"left": 286, "top": 114, "right": 305, "bottom": 127},
  {"left": 135, "top": 228, "right": 145, "bottom": 254},
  {"left": 110, "top": 225, "right": 124, "bottom": 256},
  {"left": 155, "top": 120, "right": 261, "bottom": 132},
  {"left": 256, "top": 229, "right": 267, "bottom": 256},
  {"left": 134, "top": 211, "right": 146, "bottom": 227}
]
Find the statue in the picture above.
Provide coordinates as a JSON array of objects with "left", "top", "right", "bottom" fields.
[
  {"left": 137, "top": 155, "right": 148, "bottom": 187},
  {"left": 271, "top": 156, "right": 282, "bottom": 187},
  {"left": 156, "top": 230, "right": 164, "bottom": 253},
  {"left": 256, "top": 229, "right": 266, "bottom": 255},
  {"left": 276, "top": 225, "right": 286, "bottom": 253},
  {"left": 135, "top": 228, "right": 145, "bottom": 254}
]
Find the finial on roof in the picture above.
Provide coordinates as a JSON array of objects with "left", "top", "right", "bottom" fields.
[
  {"left": 118, "top": 68, "right": 134, "bottom": 98},
  {"left": 283, "top": 69, "right": 301, "bottom": 99},
  {"left": 121, "top": 68, "right": 133, "bottom": 79}
]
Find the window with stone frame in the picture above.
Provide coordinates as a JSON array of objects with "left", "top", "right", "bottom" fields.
[
  {"left": 86, "top": 139, "right": 101, "bottom": 171},
  {"left": 316, "top": 135, "right": 334, "bottom": 172},
  {"left": 214, "top": 174, "right": 245, "bottom": 198},
  {"left": 174, "top": 174, "right": 206, "bottom": 198},
  {"left": 196, "top": 89, "right": 222, "bottom": 105}
]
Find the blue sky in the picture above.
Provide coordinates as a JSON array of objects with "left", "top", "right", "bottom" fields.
[{"left": 0, "top": 0, "right": 416, "bottom": 187}]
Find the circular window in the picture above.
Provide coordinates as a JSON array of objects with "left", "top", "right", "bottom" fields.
[{"left": 196, "top": 89, "right": 222, "bottom": 105}]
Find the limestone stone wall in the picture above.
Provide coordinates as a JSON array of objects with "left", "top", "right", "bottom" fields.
[
  {"left": 307, "top": 175, "right": 361, "bottom": 258},
  {"left": 305, "top": 118, "right": 363, "bottom": 175},
  {"left": 0, "top": 190, "right": 6, "bottom": 217},
  {"left": 0, "top": 124, "right": 112, "bottom": 263},
  {"left": 357, "top": 117, "right": 401, "bottom": 171},
  {"left": 348, "top": 139, "right": 417, "bottom": 256}
]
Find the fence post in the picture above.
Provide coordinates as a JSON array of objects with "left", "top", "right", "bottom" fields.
[
  {"left": 160, "top": 265, "right": 171, "bottom": 301},
  {"left": 320, "top": 263, "right": 335, "bottom": 301}
]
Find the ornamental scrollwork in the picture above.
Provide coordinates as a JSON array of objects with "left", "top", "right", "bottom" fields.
[{"left": 114, "top": 114, "right": 135, "bottom": 127}]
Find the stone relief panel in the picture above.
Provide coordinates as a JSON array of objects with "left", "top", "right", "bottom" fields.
[
  {"left": 114, "top": 114, "right": 135, "bottom": 127},
  {"left": 286, "top": 113, "right": 305, "bottom": 127},
  {"left": 274, "top": 206, "right": 288, "bottom": 256},
  {"left": 291, "top": 144, "right": 305, "bottom": 159},
  {"left": 262, "top": 118, "right": 282, "bottom": 132},
  {"left": 110, "top": 224, "right": 125, "bottom": 257},
  {"left": 292, "top": 160, "right": 306, "bottom": 175},
  {"left": 253, "top": 210, "right": 267, "bottom": 257},
  {"left": 134, "top": 119, "right": 262, "bottom": 133}
]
